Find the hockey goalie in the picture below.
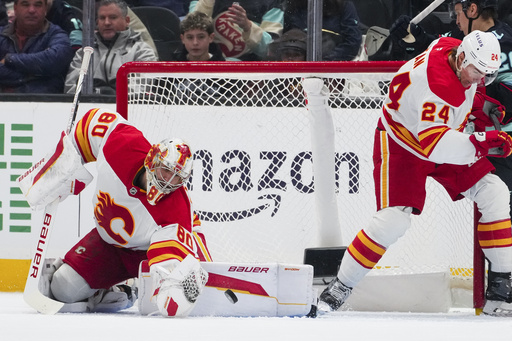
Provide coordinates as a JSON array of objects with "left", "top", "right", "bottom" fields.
[
  {"left": 18, "top": 108, "right": 315, "bottom": 317},
  {"left": 18, "top": 108, "right": 210, "bottom": 317}
]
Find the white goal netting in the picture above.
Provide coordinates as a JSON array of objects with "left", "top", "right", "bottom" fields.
[{"left": 117, "top": 62, "right": 478, "bottom": 305}]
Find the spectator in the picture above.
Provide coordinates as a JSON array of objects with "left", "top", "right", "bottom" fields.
[
  {"left": 2, "top": 0, "right": 84, "bottom": 49},
  {"left": 0, "top": 1, "right": 7, "bottom": 26},
  {"left": 268, "top": 28, "right": 306, "bottom": 61},
  {"left": 189, "top": 0, "right": 284, "bottom": 61},
  {"left": 46, "top": 0, "right": 83, "bottom": 49},
  {"left": 0, "top": 0, "right": 74, "bottom": 93},
  {"left": 171, "top": 11, "right": 225, "bottom": 61},
  {"left": 64, "top": 0, "right": 157, "bottom": 94},
  {"left": 61, "top": 0, "right": 158, "bottom": 57},
  {"left": 284, "top": 0, "right": 362, "bottom": 61}
]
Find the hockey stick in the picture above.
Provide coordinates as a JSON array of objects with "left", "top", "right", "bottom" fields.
[
  {"left": 484, "top": 100, "right": 505, "bottom": 156},
  {"left": 403, "top": 0, "right": 446, "bottom": 43},
  {"left": 23, "top": 46, "right": 94, "bottom": 315}
]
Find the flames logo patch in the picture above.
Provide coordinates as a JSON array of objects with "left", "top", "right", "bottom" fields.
[
  {"left": 94, "top": 191, "right": 135, "bottom": 245},
  {"left": 176, "top": 143, "right": 191, "bottom": 170}
]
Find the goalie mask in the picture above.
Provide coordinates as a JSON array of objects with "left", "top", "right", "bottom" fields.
[
  {"left": 456, "top": 30, "right": 500, "bottom": 86},
  {"left": 144, "top": 138, "right": 193, "bottom": 205}
]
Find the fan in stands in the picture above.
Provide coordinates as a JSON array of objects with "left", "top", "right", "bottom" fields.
[{"left": 307, "top": 30, "right": 512, "bottom": 316}]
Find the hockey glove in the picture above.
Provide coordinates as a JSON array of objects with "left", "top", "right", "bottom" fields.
[
  {"left": 469, "top": 131, "right": 512, "bottom": 158},
  {"left": 389, "top": 15, "right": 429, "bottom": 55},
  {"left": 470, "top": 92, "right": 507, "bottom": 131}
]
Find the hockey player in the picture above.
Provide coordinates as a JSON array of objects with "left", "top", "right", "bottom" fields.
[
  {"left": 391, "top": 0, "right": 512, "bottom": 215},
  {"left": 307, "top": 30, "right": 512, "bottom": 316},
  {"left": 22, "top": 108, "right": 211, "bottom": 317}
]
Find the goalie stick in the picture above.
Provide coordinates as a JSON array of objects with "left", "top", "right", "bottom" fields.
[{"left": 23, "top": 46, "right": 94, "bottom": 315}]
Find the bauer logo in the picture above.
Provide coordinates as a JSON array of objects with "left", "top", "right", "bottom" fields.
[
  {"left": 187, "top": 149, "right": 360, "bottom": 222},
  {"left": 228, "top": 266, "right": 269, "bottom": 273}
]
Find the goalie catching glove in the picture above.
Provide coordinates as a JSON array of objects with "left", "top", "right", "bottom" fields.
[
  {"left": 16, "top": 132, "right": 93, "bottom": 210},
  {"left": 151, "top": 254, "right": 208, "bottom": 317},
  {"left": 469, "top": 130, "right": 512, "bottom": 158}
]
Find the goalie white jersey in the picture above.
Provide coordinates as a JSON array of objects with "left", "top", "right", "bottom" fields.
[
  {"left": 71, "top": 108, "right": 210, "bottom": 264},
  {"left": 380, "top": 37, "right": 479, "bottom": 165}
]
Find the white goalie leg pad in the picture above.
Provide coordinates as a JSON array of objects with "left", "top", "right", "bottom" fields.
[
  {"left": 139, "top": 261, "right": 315, "bottom": 317},
  {"left": 51, "top": 263, "right": 97, "bottom": 303},
  {"left": 87, "top": 283, "right": 137, "bottom": 313},
  {"left": 16, "top": 132, "right": 93, "bottom": 210},
  {"left": 151, "top": 255, "right": 208, "bottom": 317},
  {"left": 51, "top": 261, "right": 136, "bottom": 313}
]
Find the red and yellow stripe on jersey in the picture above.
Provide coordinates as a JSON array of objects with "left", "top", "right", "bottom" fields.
[
  {"left": 147, "top": 236, "right": 195, "bottom": 267},
  {"left": 478, "top": 220, "right": 512, "bottom": 249},
  {"left": 382, "top": 108, "right": 427, "bottom": 158},
  {"left": 73, "top": 108, "right": 101, "bottom": 163},
  {"left": 347, "top": 230, "right": 386, "bottom": 269},
  {"left": 382, "top": 108, "right": 453, "bottom": 159}
]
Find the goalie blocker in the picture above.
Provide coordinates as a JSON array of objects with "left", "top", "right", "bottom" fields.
[{"left": 138, "top": 260, "right": 315, "bottom": 317}]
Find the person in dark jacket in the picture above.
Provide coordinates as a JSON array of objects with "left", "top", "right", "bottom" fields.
[
  {"left": 0, "top": 0, "right": 74, "bottom": 93},
  {"left": 284, "top": 0, "right": 362, "bottom": 61},
  {"left": 171, "top": 11, "right": 224, "bottom": 61},
  {"left": 46, "top": 0, "right": 83, "bottom": 49},
  {"left": 0, "top": 1, "right": 7, "bottom": 26}
]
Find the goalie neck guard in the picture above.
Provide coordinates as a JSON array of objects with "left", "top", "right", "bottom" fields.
[
  {"left": 456, "top": 30, "right": 501, "bottom": 86},
  {"left": 144, "top": 138, "right": 193, "bottom": 205}
]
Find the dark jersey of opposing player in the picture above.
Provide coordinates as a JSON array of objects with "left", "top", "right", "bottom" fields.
[{"left": 486, "top": 20, "right": 512, "bottom": 122}]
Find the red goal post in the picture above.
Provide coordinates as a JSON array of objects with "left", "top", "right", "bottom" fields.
[{"left": 116, "top": 61, "right": 485, "bottom": 312}]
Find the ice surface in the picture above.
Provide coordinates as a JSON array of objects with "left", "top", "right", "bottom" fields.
[{"left": 2, "top": 292, "right": 511, "bottom": 341}]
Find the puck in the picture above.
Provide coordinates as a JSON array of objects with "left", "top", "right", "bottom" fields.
[{"left": 224, "top": 289, "right": 238, "bottom": 304}]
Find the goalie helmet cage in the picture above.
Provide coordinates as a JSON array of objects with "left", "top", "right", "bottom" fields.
[{"left": 116, "top": 61, "right": 485, "bottom": 312}]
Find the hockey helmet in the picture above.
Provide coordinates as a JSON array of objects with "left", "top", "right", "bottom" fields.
[
  {"left": 450, "top": 0, "right": 498, "bottom": 19},
  {"left": 144, "top": 138, "right": 193, "bottom": 205},
  {"left": 456, "top": 30, "right": 501, "bottom": 85}
]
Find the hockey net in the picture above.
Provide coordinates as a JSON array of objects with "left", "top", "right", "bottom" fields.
[{"left": 117, "top": 61, "right": 483, "bottom": 311}]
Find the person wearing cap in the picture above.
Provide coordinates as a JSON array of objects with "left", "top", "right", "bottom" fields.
[{"left": 270, "top": 28, "right": 307, "bottom": 61}]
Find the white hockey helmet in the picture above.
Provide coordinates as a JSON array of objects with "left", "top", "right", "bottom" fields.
[
  {"left": 456, "top": 30, "right": 501, "bottom": 85},
  {"left": 144, "top": 138, "right": 193, "bottom": 205}
]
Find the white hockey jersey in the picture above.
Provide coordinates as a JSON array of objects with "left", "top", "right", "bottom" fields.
[
  {"left": 380, "top": 37, "right": 479, "bottom": 165},
  {"left": 71, "top": 108, "right": 211, "bottom": 265}
]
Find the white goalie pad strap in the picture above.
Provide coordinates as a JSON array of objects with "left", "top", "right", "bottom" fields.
[
  {"left": 16, "top": 132, "right": 93, "bottom": 210},
  {"left": 138, "top": 261, "right": 315, "bottom": 317},
  {"left": 151, "top": 254, "right": 208, "bottom": 317}
]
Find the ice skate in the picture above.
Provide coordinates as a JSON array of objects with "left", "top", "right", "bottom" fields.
[
  {"left": 483, "top": 271, "right": 512, "bottom": 316},
  {"left": 318, "top": 277, "right": 352, "bottom": 312}
]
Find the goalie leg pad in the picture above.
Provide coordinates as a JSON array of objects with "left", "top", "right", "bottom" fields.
[
  {"left": 87, "top": 284, "right": 137, "bottom": 313},
  {"left": 51, "top": 263, "right": 97, "bottom": 303},
  {"left": 151, "top": 255, "right": 208, "bottom": 317}
]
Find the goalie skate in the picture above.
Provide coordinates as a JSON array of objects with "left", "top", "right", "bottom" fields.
[{"left": 318, "top": 277, "right": 352, "bottom": 312}]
